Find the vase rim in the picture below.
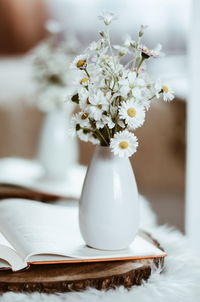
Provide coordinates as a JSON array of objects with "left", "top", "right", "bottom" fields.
[{"left": 95, "top": 145, "right": 120, "bottom": 159}]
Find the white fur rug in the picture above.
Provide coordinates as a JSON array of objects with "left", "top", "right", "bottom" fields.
[{"left": 1, "top": 197, "right": 200, "bottom": 302}]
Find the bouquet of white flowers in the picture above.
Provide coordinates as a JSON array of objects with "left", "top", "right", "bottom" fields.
[
  {"left": 69, "top": 13, "right": 174, "bottom": 158},
  {"left": 32, "top": 21, "right": 79, "bottom": 112}
]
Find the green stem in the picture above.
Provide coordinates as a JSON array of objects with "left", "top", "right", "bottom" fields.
[
  {"left": 84, "top": 68, "right": 90, "bottom": 78},
  {"left": 136, "top": 57, "right": 145, "bottom": 75},
  {"left": 106, "top": 29, "right": 116, "bottom": 70},
  {"left": 80, "top": 126, "right": 94, "bottom": 132},
  {"left": 106, "top": 125, "right": 111, "bottom": 141},
  {"left": 96, "top": 128, "right": 109, "bottom": 146}
]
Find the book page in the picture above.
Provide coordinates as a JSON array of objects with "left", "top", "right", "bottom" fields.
[
  {"left": 0, "top": 199, "right": 166, "bottom": 266},
  {"left": 0, "top": 233, "right": 27, "bottom": 270},
  {"left": 0, "top": 162, "right": 86, "bottom": 199},
  {"left": 0, "top": 199, "right": 85, "bottom": 261}
]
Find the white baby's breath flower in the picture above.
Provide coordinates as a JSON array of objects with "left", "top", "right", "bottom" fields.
[
  {"left": 98, "top": 12, "right": 117, "bottom": 26},
  {"left": 138, "top": 24, "right": 148, "bottom": 37},
  {"left": 87, "top": 41, "right": 99, "bottom": 52},
  {"left": 110, "top": 130, "right": 138, "bottom": 158},
  {"left": 123, "top": 35, "right": 136, "bottom": 48},
  {"left": 36, "top": 86, "right": 67, "bottom": 112},
  {"left": 32, "top": 31, "right": 79, "bottom": 112},
  {"left": 88, "top": 91, "right": 109, "bottom": 120},
  {"left": 161, "top": 85, "right": 174, "bottom": 102},
  {"left": 96, "top": 116, "right": 115, "bottom": 129},
  {"left": 87, "top": 39, "right": 106, "bottom": 53},
  {"left": 113, "top": 45, "right": 130, "bottom": 56},
  {"left": 119, "top": 71, "right": 146, "bottom": 98},
  {"left": 104, "top": 116, "right": 115, "bottom": 129},
  {"left": 119, "top": 99, "right": 146, "bottom": 130},
  {"left": 118, "top": 120, "right": 126, "bottom": 128}
]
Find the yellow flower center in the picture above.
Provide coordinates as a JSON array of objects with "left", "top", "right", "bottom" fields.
[
  {"left": 80, "top": 78, "right": 89, "bottom": 85},
  {"left": 119, "top": 141, "right": 129, "bottom": 149},
  {"left": 97, "top": 104, "right": 102, "bottom": 109},
  {"left": 76, "top": 59, "right": 86, "bottom": 68},
  {"left": 81, "top": 112, "right": 89, "bottom": 120},
  {"left": 129, "top": 84, "right": 135, "bottom": 89},
  {"left": 162, "top": 85, "right": 169, "bottom": 93},
  {"left": 127, "top": 108, "right": 137, "bottom": 117}
]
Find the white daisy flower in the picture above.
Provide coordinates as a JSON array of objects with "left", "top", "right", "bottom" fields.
[
  {"left": 96, "top": 120, "right": 105, "bottom": 129},
  {"left": 77, "top": 129, "right": 91, "bottom": 142},
  {"left": 161, "top": 85, "right": 174, "bottom": 102},
  {"left": 140, "top": 43, "right": 164, "bottom": 59},
  {"left": 68, "top": 112, "right": 90, "bottom": 137},
  {"left": 119, "top": 99, "right": 146, "bottom": 129},
  {"left": 153, "top": 81, "right": 174, "bottom": 101},
  {"left": 110, "top": 130, "right": 138, "bottom": 158},
  {"left": 71, "top": 54, "right": 88, "bottom": 70},
  {"left": 98, "top": 12, "right": 117, "bottom": 26},
  {"left": 140, "top": 98, "right": 151, "bottom": 111},
  {"left": 79, "top": 112, "right": 91, "bottom": 127},
  {"left": 78, "top": 87, "right": 90, "bottom": 110},
  {"left": 79, "top": 77, "right": 90, "bottom": 86},
  {"left": 68, "top": 114, "right": 79, "bottom": 137},
  {"left": 71, "top": 70, "right": 89, "bottom": 88},
  {"left": 153, "top": 80, "right": 162, "bottom": 98}
]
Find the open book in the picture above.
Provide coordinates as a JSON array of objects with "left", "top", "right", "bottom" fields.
[
  {"left": 0, "top": 199, "right": 166, "bottom": 272},
  {"left": 0, "top": 158, "right": 86, "bottom": 199}
]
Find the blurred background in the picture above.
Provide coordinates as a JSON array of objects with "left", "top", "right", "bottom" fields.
[{"left": 0, "top": 0, "right": 190, "bottom": 232}]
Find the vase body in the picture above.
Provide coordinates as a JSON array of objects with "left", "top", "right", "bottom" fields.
[
  {"left": 38, "top": 109, "right": 78, "bottom": 180},
  {"left": 79, "top": 146, "right": 139, "bottom": 250}
]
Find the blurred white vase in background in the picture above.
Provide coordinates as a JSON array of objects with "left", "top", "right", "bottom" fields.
[{"left": 37, "top": 105, "right": 78, "bottom": 180}]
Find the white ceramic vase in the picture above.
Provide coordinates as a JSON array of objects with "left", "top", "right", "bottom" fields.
[
  {"left": 37, "top": 108, "right": 78, "bottom": 180},
  {"left": 79, "top": 146, "right": 139, "bottom": 250}
]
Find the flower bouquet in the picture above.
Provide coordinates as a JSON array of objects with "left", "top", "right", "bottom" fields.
[{"left": 68, "top": 13, "right": 174, "bottom": 250}]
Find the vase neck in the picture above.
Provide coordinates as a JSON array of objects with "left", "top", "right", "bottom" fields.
[{"left": 94, "top": 146, "right": 122, "bottom": 161}]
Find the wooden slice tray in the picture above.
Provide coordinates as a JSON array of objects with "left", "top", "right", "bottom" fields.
[{"left": 0, "top": 232, "right": 165, "bottom": 293}]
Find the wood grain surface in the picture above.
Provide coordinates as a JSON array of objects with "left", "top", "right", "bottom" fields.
[{"left": 0, "top": 232, "right": 165, "bottom": 293}]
